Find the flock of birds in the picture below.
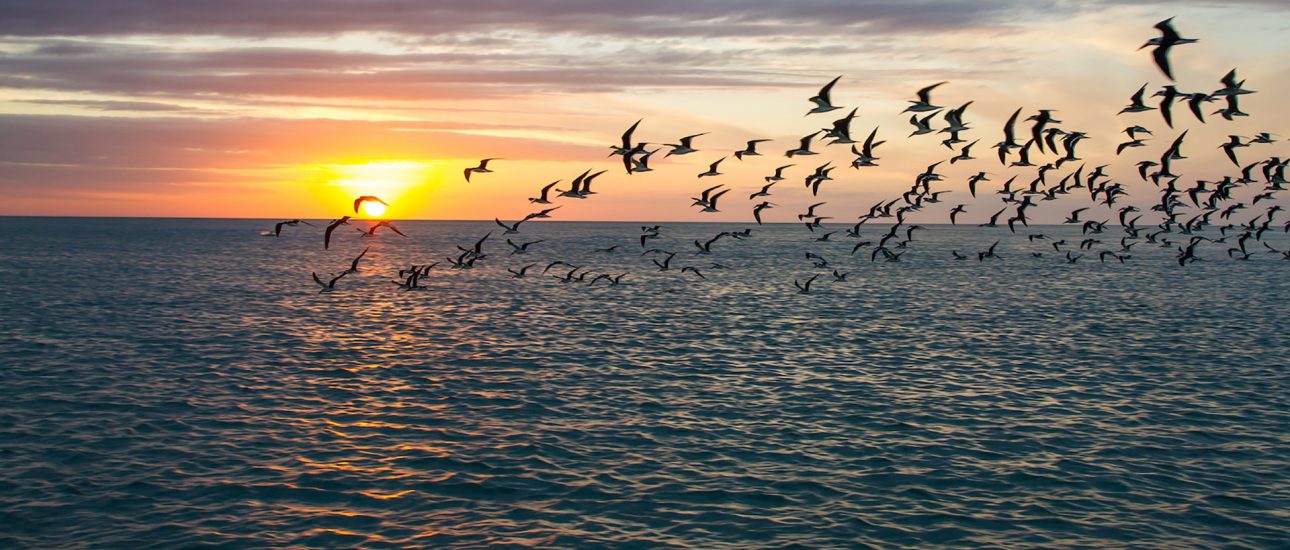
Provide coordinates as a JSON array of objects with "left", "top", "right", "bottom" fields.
[{"left": 262, "top": 18, "right": 1286, "bottom": 294}]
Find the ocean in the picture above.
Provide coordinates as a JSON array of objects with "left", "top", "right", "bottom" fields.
[{"left": 1, "top": 217, "right": 1287, "bottom": 548}]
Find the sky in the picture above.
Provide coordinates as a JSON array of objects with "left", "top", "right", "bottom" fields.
[{"left": 1, "top": 0, "right": 1288, "bottom": 223}]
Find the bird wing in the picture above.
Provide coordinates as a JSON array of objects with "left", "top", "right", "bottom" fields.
[
  {"left": 621, "top": 119, "right": 641, "bottom": 148},
  {"left": 1152, "top": 45, "right": 1174, "bottom": 81},
  {"left": 917, "top": 81, "right": 946, "bottom": 103},
  {"left": 817, "top": 75, "right": 841, "bottom": 103}
]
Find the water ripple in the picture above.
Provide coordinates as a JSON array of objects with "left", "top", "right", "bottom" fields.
[{"left": 0, "top": 218, "right": 1287, "bottom": 548}]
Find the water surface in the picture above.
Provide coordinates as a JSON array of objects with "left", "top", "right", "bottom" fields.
[{"left": 0, "top": 217, "right": 1287, "bottom": 548}]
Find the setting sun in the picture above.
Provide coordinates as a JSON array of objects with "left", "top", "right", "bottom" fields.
[
  {"left": 308, "top": 160, "right": 436, "bottom": 219},
  {"left": 361, "top": 200, "right": 387, "bottom": 217}
]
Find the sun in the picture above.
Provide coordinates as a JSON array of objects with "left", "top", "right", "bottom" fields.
[
  {"left": 361, "top": 200, "right": 387, "bottom": 217},
  {"left": 308, "top": 160, "right": 436, "bottom": 219}
]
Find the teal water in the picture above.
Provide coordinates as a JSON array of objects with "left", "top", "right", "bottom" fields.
[{"left": 0, "top": 217, "right": 1287, "bottom": 548}]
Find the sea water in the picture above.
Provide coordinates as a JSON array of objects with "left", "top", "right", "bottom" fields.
[{"left": 0, "top": 217, "right": 1287, "bottom": 547}]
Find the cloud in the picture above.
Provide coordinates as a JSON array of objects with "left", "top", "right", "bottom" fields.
[
  {"left": 0, "top": 114, "right": 605, "bottom": 196},
  {"left": 0, "top": 40, "right": 810, "bottom": 104},
  {"left": 16, "top": 99, "right": 200, "bottom": 112},
  {"left": 0, "top": 1, "right": 1061, "bottom": 38}
]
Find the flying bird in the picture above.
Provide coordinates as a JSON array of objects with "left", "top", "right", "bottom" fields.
[
  {"left": 735, "top": 139, "right": 772, "bottom": 160},
  {"left": 785, "top": 132, "right": 820, "bottom": 157},
  {"left": 1119, "top": 84, "right": 1155, "bottom": 114},
  {"left": 807, "top": 75, "right": 843, "bottom": 115},
  {"left": 344, "top": 246, "right": 370, "bottom": 274},
  {"left": 1142, "top": 17, "right": 1197, "bottom": 82},
  {"left": 353, "top": 196, "right": 387, "bottom": 214},
  {"left": 610, "top": 119, "right": 642, "bottom": 156},
  {"left": 311, "top": 271, "right": 348, "bottom": 293},
  {"left": 323, "top": 216, "right": 351, "bottom": 250},
  {"left": 271, "top": 219, "right": 313, "bottom": 237},
  {"left": 697, "top": 157, "right": 726, "bottom": 178},
  {"left": 464, "top": 158, "right": 500, "bottom": 182},
  {"left": 529, "top": 180, "right": 560, "bottom": 204},
  {"left": 765, "top": 164, "right": 794, "bottom": 182},
  {"left": 903, "top": 82, "right": 947, "bottom": 113},
  {"left": 665, "top": 133, "right": 707, "bottom": 156}
]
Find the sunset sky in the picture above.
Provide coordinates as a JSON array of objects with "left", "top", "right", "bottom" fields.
[{"left": 1, "top": 1, "right": 1287, "bottom": 222}]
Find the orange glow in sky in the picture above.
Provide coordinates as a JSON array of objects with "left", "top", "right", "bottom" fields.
[{"left": 0, "top": 4, "right": 1287, "bottom": 223}]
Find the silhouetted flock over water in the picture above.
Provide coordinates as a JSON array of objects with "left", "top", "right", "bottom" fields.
[{"left": 263, "top": 18, "right": 1286, "bottom": 294}]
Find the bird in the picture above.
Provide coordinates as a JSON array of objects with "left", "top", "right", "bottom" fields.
[
  {"left": 353, "top": 196, "right": 387, "bottom": 214},
  {"left": 311, "top": 271, "right": 348, "bottom": 293},
  {"left": 362, "top": 220, "right": 406, "bottom": 237},
  {"left": 949, "top": 204, "right": 966, "bottom": 225},
  {"left": 528, "top": 180, "right": 560, "bottom": 204},
  {"left": 323, "top": 216, "right": 351, "bottom": 250},
  {"left": 765, "top": 164, "right": 794, "bottom": 182},
  {"left": 994, "top": 107, "right": 1023, "bottom": 164},
  {"left": 851, "top": 128, "right": 884, "bottom": 168},
  {"left": 794, "top": 274, "right": 820, "bottom": 294},
  {"left": 1142, "top": 17, "right": 1197, "bottom": 81},
  {"left": 798, "top": 202, "right": 827, "bottom": 221},
  {"left": 629, "top": 148, "right": 660, "bottom": 174},
  {"left": 697, "top": 157, "right": 726, "bottom": 178},
  {"left": 903, "top": 82, "right": 947, "bottom": 113},
  {"left": 753, "top": 201, "right": 775, "bottom": 225},
  {"left": 1219, "top": 135, "right": 1248, "bottom": 167},
  {"left": 1124, "top": 125, "right": 1152, "bottom": 139},
  {"left": 1117, "top": 138, "right": 1148, "bottom": 155},
  {"left": 1027, "top": 110, "right": 1060, "bottom": 153},
  {"left": 1213, "top": 68, "right": 1255, "bottom": 98},
  {"left": 653, "top": 252, "right": 677, "bottom": 271},
  {"left": 950, "top": 139, "right": 978, "bottom": 164},
  {"left": 967, "top": 172, "right": 990, "bottom": 198},
  {"left": 508, "top": 263, "right": 537, "bottom": 278},
  {"left": 464, "top": 158, "right": 500, "bottom": 182},
  {"left": 749, "top": 182, "right": 777, "bottom": 199},
  {"left": 557, "top": 170, "right": 590, "bottom": 199},
  {"left": 908, "top": 113, "right": 938, "bottom": 137},
  {"left": 978, "top": 240, "right": 1000, "bottom": 261},
  {"left": 1154, "top": 85, "right": 1182, "bottom": 128},
  {"left": 609, "top": 119, "right": 642, "bottom": 156},
  {"left": 691, "top": 184, "right": 725, "bottom": 208},
  {"left": 785, "top": 132, "right": 820, "bottom": 157},
  {"left": 344, "top": 246, "right": 370, "bottom": 274},
  {"left": 695, "top": 189, "right": 730, "bottom": 213},
  {"left": 271, "top": 219, "right": 313, "bottom": 237},
  {"left": 807, "top": 75, "right": 843, "bottom": 115},
  {"left": 664, "top": 133, "right": 707, "bottom": 156},
  {"left": 735, "top": 139, "right": 772, "bottom": 160},
  {"left": 1010, "top": 140, "right": 1035, "bottom": 167},
  {"left": 507, "top": 239, "right": 543, "bottom": 254},
  {"left": 526, "top": 206, "right": 561, "bottom": 219},
  {"left": 1119, "top": 84, "right": 1155, "bottom": 114},
  {"left": 495, "top": 218, "right": 525, "bottom": 234}
]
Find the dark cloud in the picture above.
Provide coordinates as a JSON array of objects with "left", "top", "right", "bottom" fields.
[
  {"left": 0, "top": 1, "right": 1061, "bottom": 38},
  {"left": 0, "top": 40, "right": 805, "bottom": 102},
  {"left": 17, "top": 99, "right": 200, "bottom": 111}
]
